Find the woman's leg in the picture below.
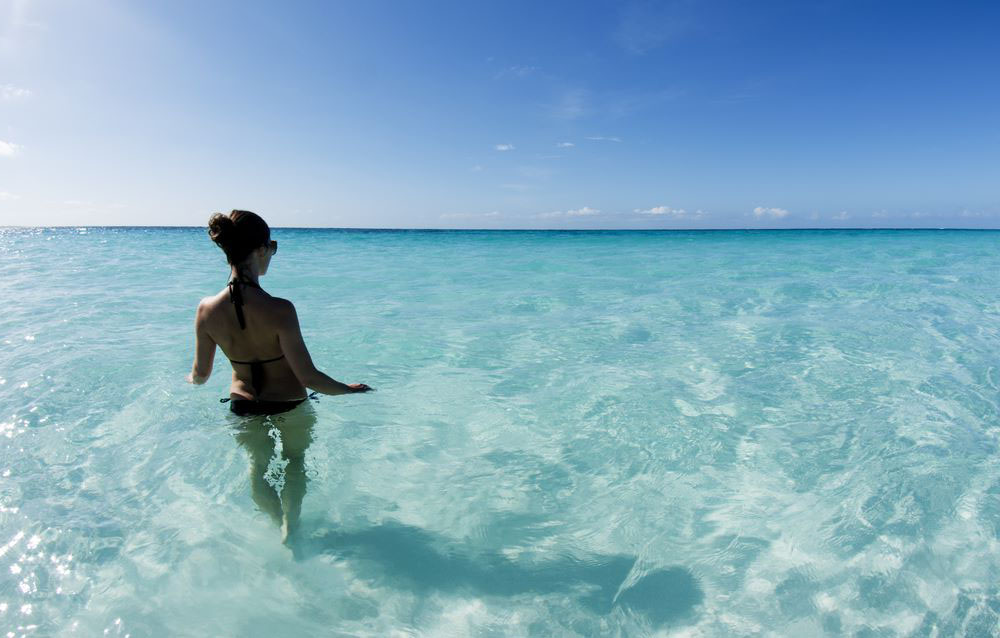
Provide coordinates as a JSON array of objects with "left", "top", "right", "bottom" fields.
[
  {"left": 234, "top": 420, "right": 284, "bottom": 526},
  {"left": 275, "top": 409, "right": 316, "bottom": 543}
]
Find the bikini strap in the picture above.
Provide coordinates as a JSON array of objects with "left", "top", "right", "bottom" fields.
[
  {"left": 227, "top": 275, "right": 262, "bottom": 331},
  {"left": 228, "top": 279, "right": 247, "bottom": 330},
  {"left": 228, "top": 354, "right": 285, "bottom": 365}
]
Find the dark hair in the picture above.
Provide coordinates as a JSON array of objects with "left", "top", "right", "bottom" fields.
[{"left": 207, "top": 210, "right": 271, "bottom": 265}]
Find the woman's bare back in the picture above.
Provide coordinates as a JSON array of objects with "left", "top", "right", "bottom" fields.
[{"left": 198, "top": 284, "right": 307, "bottom": 401}]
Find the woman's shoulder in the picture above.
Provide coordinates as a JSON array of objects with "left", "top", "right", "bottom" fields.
[
  {"left": 196, "top": 289, "right": 230, "bottom": 312},
  {"left": 264, "top": 295, "right": 297, "bottom": 317},
  {"left": 193, "top": 290, "right": 230, "bottom": 331},
  {"left": 193, "top": 288, "right": 295, "bottom": 324}
]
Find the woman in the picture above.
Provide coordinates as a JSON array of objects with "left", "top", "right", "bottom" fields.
[
  {"left": 187, "top": 209, "right": 371, "bottom": 412},
  {"left": 187, "top": 210, "right": 371, "bottom": 542}
]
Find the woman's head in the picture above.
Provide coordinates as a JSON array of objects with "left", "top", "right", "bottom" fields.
[{"left": 208, "top": 210, "right": 276, "bottom": 272}]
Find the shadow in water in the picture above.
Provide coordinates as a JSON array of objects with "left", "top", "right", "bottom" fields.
[{"left": 293, "top": 520, "right": 703, "bottom": 626}]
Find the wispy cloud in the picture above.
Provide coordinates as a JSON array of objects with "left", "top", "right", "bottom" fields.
[
  {"left": 0, "top": 140, "right": 22, "bottom": 157},
  {"left": 831, "top": 211, "right": 849, "bottom": 221},
  {"left": 516, "top": 165, "right": 552, "bottom": 179},
  {"left": 494, "top": 65, "right": 539, "bottom": 79},
  {"left": 0, "top": 191, "right": 19, "bottom": 201},
  {"left": 959, "top": 209, "right": 997, "bottom": 218},
  {"left": 0, "top": 84, "right": 30, "bottom": 100},
  {"left": 753, "top": 206, "right": 789, "bottom": 219},
  {"left": 440, "top": 211, "right": 501, "bottom": 220},
  {"left": 551, "top": 89, "right": 591, "bottom": 120},
  {"left": 470, "top": 164, "right": 484, "bottom": 172},
  {"left": 614, "top": 0, "right": 696, "bottom": 55},
  {"left": 585, "top": 136, "right": 622, "bottom": 143},
  {"left": 2, "top": 0, "right": 48, "bottom": 48},
  {"left": 556, "top": 142, "right": 574, "bottom": 148},
  {"left": 634, "top": 205, "right": 701, "bottom": 218},
  {"left": 541, "top": 206, "right": 600, "bottom": 219},
  {"left": 495, "top": 143, "right": 515, "bottom": 151},
  {"left": 551, "top": 86, "right": 683, "bottom": 122},
  {"left": 606, "top": 88, "right": 685, "bottom": 118}
]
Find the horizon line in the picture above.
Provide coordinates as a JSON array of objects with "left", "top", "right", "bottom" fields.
[{"left": 2, "top": 224, "right": 1000, "bottom": 232}]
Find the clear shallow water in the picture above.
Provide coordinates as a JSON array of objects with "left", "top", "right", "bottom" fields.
[{"left": 1, "top": 227, "right": 1000, "bottom": 637}]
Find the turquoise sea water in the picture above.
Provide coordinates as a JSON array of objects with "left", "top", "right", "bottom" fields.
[{"left": 2, "top": 227, "right": 999, "bottom": 637}]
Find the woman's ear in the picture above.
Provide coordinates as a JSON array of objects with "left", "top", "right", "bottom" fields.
[{"left": 256, "top": 244, "right": 272, "bottom": 270}]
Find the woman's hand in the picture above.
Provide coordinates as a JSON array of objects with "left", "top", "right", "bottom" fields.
[{"left": 348, "top": 383, "right": 373, "bottom": 393}]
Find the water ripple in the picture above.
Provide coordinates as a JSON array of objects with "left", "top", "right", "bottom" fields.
[{"left": 2, "top": 228, "right": 1000, "bottom": 635}]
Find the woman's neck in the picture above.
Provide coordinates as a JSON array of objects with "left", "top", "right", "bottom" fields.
[{"left": 231, "top": 262, "right": 261, "bottom": 285}]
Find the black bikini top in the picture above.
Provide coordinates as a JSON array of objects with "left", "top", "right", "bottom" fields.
[
  {"left": 228, "top": 276, "right": 259, "bottom": 330},
  {"left": 227, "top": 276, "right": 285, "bottom": 397}
]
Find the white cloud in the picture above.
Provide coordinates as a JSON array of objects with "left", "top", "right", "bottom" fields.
[
  {"left": 1, "top": 84, "right": 30, "bottom": 100},
  {"left": 585, "top": 136, "right": 622, "bottom": 143},
  {"left": 495, "top": 144, "right": 515, "bottom": 151},
  {"left": 633, "top": 205, "right": 705, "bottom": 220},
  {"left": 753, "top": 206, "right": 789, "bottom": 219},
  {"left": 542, "top": 206, "right": 600, "bottom": 219},
  {"left": 0, "top": 191, "right": 18, "bottom": 201},
  {"left": 635, "top": 205, "right": 687, "bottom": 217},
  {"left": 831, "top": 211, "right": 849, "bottom": 221},
  {"left": 556, "top": 142, "right": 574, "bottom": 148},
  {"left": 470, "top": 164, "right": 483, "bottom": 172},
  {"left": 0, "top": 140, "right": 21, "bottom": 157}
]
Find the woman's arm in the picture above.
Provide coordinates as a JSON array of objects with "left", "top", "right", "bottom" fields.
[
  {"left": 276, "top": 300, "right": 371, "bottom": 395},
  {"left": 187, "top": 300, "right": 216, "bottom": 385}
]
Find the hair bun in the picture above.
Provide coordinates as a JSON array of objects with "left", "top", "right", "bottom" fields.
[
  {"left": 208, "top": 213, "right": 235, "bottom": 248},
  {"left": 207, "top": 210, "right": 271, "bottom": 265}
]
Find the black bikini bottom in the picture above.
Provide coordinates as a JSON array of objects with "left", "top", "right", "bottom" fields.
[{"left": 227, "top": 398, "right": 307, "bottom": 416}]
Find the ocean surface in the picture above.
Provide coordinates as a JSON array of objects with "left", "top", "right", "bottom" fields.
[{"left": 1, "top": 227, "right": 999, "bottom": 637}]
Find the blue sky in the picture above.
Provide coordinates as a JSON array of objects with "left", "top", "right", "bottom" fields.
[{"left": 1, "top": 0, "right": 998, "bottom": 228}]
